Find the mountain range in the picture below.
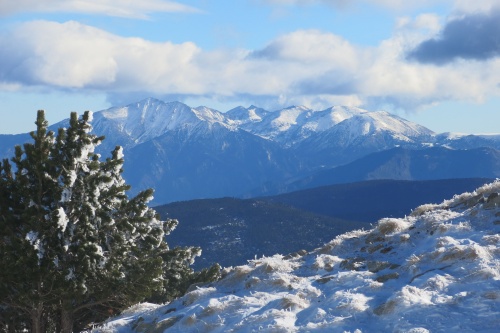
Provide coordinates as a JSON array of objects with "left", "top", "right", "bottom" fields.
[{"left": 1, "top": 98, "right": 499, "bottom": 204}]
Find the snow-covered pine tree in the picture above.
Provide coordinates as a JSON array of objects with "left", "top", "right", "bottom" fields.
[
  {"left": 0, "top": 111, "right": 60, "bottom": 333},
  {"left": 0, "top": 110, "right": 208, "bottom": 332}
]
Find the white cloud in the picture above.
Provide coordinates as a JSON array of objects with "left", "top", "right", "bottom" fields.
[
  {"left": 396, "top": 13, "right": 441, "bottom": 33},
  {"left": 1, "top": 19, "right": 500, "bottom": 112},
  {"left": 359, "top": 17, "right": 500, "bottom": 109},
  {"left": 259, "top": 0, "right": 444, "bottom": 11},
  {"left": 251, "top": 30, "right": 359, "bottom": 67},
  {"left": 0, "top": 21, "right": 200, "bottom": 90},
  {"left": 0, "top": 0, "right": 200, "bottom": 19},
  {"left": 452, "top": 0, "right": 500, "bottom": 14}
]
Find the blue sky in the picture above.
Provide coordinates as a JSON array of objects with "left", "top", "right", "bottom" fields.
[{"left": 0, "top": 0, "right": 499, "bottom": 134}]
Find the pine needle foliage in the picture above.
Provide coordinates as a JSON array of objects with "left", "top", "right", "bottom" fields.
[{"left": 0, "top": 111, "right": 216, "bottom": 332}]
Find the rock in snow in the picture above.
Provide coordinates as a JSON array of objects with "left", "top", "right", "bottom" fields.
[{"left": 95, "top": 180, "right": 500, "bottom": 332}]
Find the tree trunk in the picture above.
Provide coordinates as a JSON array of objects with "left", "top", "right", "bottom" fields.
[
  {"left": 30, "top": 304, "right": 44, "bottom": 333},
  {"left": 60, "top": 308, "right": 74, "bottom": 333},
  {"left": 8, "top": 322, "right": 17, "bottom": 333}
]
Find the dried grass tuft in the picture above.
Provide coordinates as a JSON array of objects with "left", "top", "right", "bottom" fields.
[
  {"left": 439, "top": 244, "right": 486, "bottom": 263},
  {"left": 280, "top": 294, "right": 308, "bottom": 311},
  {"left": 377, "top": 218, "right": 408, "bottom": 235},
  {"left": 182, "top": 314, "right": 197, "bottom": 326}
]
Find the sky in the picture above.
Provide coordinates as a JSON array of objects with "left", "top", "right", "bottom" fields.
[{"left": 0, "top": 0, "right": 500, "bottom": 134}]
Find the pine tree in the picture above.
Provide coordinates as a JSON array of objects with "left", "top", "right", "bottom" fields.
[
  {"left": 0, "top": 110, "right": 214, "bottom": 332},
  {"left": 0, "top": 111, "right": 58, "bottom": 333}
]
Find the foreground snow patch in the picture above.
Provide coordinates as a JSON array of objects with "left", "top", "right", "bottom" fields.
[{"left": 95, "top": 181, "right": 500, "bottom": 332}]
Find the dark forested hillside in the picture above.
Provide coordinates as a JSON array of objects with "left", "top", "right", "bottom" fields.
[
  {"left": 281, "top": 147, "right": 500, "bottom": 193},
  {"left": 266, "top": 178, "right": 495, "bottom": 222},
  {"left": 155, "top": 198, "right": 364, "bottom": 269}
]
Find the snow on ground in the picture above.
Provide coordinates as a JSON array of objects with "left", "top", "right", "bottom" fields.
[{"left": 95, "top": 181, "right": 500, "bottom": 333}]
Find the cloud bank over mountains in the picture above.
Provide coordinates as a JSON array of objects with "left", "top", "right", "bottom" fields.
[{"left": 1, "top": 1, "right": 500, "bottom": 112}]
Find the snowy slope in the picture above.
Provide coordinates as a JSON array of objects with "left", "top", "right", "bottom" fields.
[{"left": 96, "top": 180, "right": 500, "bottom": 332}]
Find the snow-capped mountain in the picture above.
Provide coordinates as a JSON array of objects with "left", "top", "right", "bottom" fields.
[
  {"left": 292, "top": 109, "right": 436, "bottom": 167},
  {"left": 90, "top": 99, "right": 234, "bottom": 152},
  {"left": 96, "top": 180, "right": 500, "bottom": 332},
  {"left": 91, "top": 98, "right": 436, "bottom": 152},
  {"left": 1, "top": 97, "right": 499, "bottom": 204},
  {"left": 67, "top": 98, "right": 450, "bottom": 203},
  {"left": 225, "top": 105, "right": 270, "bottom": 125},
  {"left": 226, "top": 104, "right": 434, "bottom": 148}
]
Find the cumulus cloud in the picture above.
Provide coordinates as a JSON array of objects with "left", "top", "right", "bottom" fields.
[
  {"left": 251, "top": 30, "right": 359, "bottom": 66},
  {"left": 0, "top": 21, "right": 200, "bottom": 90},
  {"left": 1, "top": 19, "right": 500, "bottom": 112},
  {"left": 0, "top": 0, "right": 199, "bottom": 19},
  {"left": 408, "top": 9, "right": 500, "bottom": 64}
]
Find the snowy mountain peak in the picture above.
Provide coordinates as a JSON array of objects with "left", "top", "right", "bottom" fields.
[
  {"left": 332, "top": 111, "right": 435, "bottom": 139},
  {"left": 270, "top": 106, "right": 314, "bottom": 132},
  {"left": 192, "top": 106, "right": 230, "bottom": 127},
  {"left": 98, "top": 181, "right": 500, "bottom": 332},
  {"left": 84, "top": 98, "right": 438, "bottom": 154},
  {"left": 93, "top": 99, "right": 236, "bottom": 146},
  {"left": 95, "top": 99, "right": 199, "bottom": 145},
  {"left": 225, "top": 105, "right": 269, "bottom": 125},
  {"left": 323, "top": 105, "right": 367, "bottom": 123},
  {"left": 230, "top": 104, "right": 434, "bottom": 145}
]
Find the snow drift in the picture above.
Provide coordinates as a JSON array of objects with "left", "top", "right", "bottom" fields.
[{"left": 97, "top": 180, "right": 500, "bottom": 332}]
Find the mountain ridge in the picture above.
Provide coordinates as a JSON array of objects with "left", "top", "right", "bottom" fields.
[
  {"left": 2, "top": 97, "right": 500, "bottom": 204},
  {"left": 274, "top": 146, "right": 500, "bottom": 195},
  {"left": 89, "top": 98, "right": 440, "bottom": 151}
]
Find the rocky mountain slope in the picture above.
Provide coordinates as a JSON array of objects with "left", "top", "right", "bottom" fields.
[{"left": 96, "top": 180, "right": 500, "bottom": 332}]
